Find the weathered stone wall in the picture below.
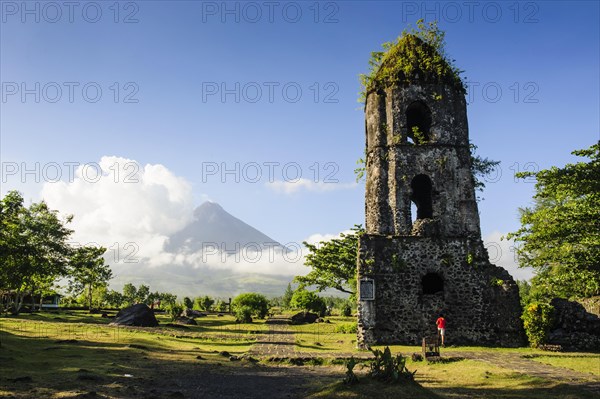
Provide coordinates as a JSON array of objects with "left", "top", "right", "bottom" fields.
[
  {"left": 365, "top": 84, "right": 479, "bottom": 238},
  {"left": 547, "top": 298, "right": 600, "bottom": 351},
  {"left": 357, "top": 235, "right": 524, "bottom": 347},
  {"left": 577, "top": 296, "right": 600, "bottom": 317},
  {"left": 358, "top": 79, "right": 525, "bottom": 348}
]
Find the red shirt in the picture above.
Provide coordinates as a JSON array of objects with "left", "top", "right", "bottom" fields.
[{"left": 436, "top": 317, "right": 446, "bottom": 329}]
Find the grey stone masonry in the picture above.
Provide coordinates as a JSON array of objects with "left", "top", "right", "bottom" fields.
[{"left": 358, "top": 76, "right": 525, "bottom": 347}]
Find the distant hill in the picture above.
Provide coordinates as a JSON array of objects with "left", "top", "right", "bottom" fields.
[{"left": 110, "top": 201, "right": 295, "bottom": 297}]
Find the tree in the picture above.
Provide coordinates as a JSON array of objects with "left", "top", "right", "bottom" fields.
[
  {"left": 295, "top": 225, "right": 363, "bottom": 295},
  {"left": 197, "top": 295, "right": 214, "bottom": 311},
  {"left": 516, "top": 280, "right": 532, "bottom": 308},
  {"left": 214, "top": 299, "right": 228, "bottom": 312},
  {"left": 507, "top": 143, "right": 600, "bottom": 300},
  {"left": 341, "top": 300, "right": 353, "bottom": 317},
  {"left": 183, "top": 297, "right": 193, "bottom": 309},
  {"left": 0, "top": 191, "right": 73, "bottom": 313},
  {"left": 282, "top": 283, "right": 294, "bottom": 308},
  {"left": 25, "top": 201, "right": 73, "bottom": 308},
  {"left": 290, "top": 289, "right": 326, "bottom": 316},
  {"left": 159, "top": 292, "right": 177, "bottom": 309},
  {"left": 470, "top": 143, "right": 501, "bottom": 199},
  {"left": 146, "top": 291, "right": 162, "bottom": 308},
  {"left": 231, "top": 293, "right": 269, "bottom": 319},
  {"left": 104, "top": 289, "right": 124, "bottom": 308},
  {"left": 269, "top": 296, "right": 282, "bottom": 308},
  {"left": 122, "top": 283, "right": 137, "bottom": 306},
  {"left": 135, "top": 284, "right": 150, "bottom": 304},
  {"left": 68, "top": 246, "right": 113, "bottom": 311},
  {"left": 167, "top": 303, "right": 183, "bottom": 321},
  {"left": 234, "top": 305, "right": 253, "bottom": 323}
]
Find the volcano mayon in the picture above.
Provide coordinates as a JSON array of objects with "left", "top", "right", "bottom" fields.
[{"left": 165, "top": 201, "right": 289, "bottom": 254}]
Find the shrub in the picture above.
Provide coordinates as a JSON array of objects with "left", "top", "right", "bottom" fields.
[
  {"left": 290, "top": 289, "right": 327, "bottom": 316},
  {"left": 214, "top": 299, "right": 228, "bottom": 312},
  {"left": 369, "top": 347, "right": 416, "bottom": 383},
  {"left": 168, "top": 304, "right": 183, "bottom": 321},
  {"left": 196, "top": 295, "right": 214, "bottom": 311},
  {"left": 343, "top": 357, "right": 359, "bottom": 385},
  {"left": 522, "top": 302, "right": 555, "bottom": 347},
  {"left": 235, "top": 305, "right": 253, "bottom": 323},
  {"left": 335, "top": 322, "right": 358, "bottom": 334},
  {"left": 359, "top": 20, "right": 465, "bottom": 103},
  {"left": 341, "top": 301, "right": 353, "bottom": 317},
  {"left": 231, "top": 293, "right": 269, "bottom": 319}
]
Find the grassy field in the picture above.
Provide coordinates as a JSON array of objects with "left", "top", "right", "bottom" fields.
[
  {"left": 1, "top": 311, "right": 598, "bottom": 398},
  {"left": 0, "top": 310, "right": 266, "bottom": 352},
  {"left": 0, "top": 311, "right": 271, "bottom": 398},
  {"left": 524, "top": 354, "right": 600, "bottom": 377},
  {"left": 292, "top": 316, "right": 358, "bottom": 353},
  {"left": 310, "top": 359, "right": 598, "bottom": 399}
]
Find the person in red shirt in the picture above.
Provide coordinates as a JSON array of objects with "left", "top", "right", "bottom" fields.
[{"left": 436, "top": 314, "right": 446, "bottom": 346}]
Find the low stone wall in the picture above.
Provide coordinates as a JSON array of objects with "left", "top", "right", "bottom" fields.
[
  {"left": 547, "top": 298, "right": 600, "bottom": 351},
  {"left": 577, "top": 296, "right": 600, "bottom": 317}
]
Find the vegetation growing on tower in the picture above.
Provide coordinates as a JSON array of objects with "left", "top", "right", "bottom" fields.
[{"left": 359, "top": 19, "right": 466, "bottom": 103}]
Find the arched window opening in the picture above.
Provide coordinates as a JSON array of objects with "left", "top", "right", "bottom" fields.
[
  {"left": 406, "top": 101, "right": 432, "bottom": 144},
  {"left": 422, "top": 273, "right": 444, "bottom": 295},
  {"left": 410, "top": 174, "right": 433, "bottom": 219}
]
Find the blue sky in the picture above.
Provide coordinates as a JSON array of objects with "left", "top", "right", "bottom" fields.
[{"left": 1, "top": 1, "right": 599, "bottom": 280}]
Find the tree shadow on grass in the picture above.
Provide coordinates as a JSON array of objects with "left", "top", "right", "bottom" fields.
[
  {"left": 431, "top": 384, "right": 598, "bottom": 399},
  {"left": 311, "top": 375, "right": 598, "bottom": 399},
  {"left": 310, "top": 377, "right": 444, "bottom": 399},
  {"left": 296, "top": 342, "right": 337, "bottom": 351},
  {"left": 0, "top": 329, "right": 339, "bottom": 399}
]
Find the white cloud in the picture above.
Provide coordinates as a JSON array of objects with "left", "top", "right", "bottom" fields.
[
  {"left": 39, "top": 156, "right": 310, "bottom": 278},
  {"left": 303, "top": 230, "right": 354, "bottom": 246},
  {"left": 200, "top": 248, "right": 306, "bottom": 276},
  {"left": 41, "top": 156, "right": 194, "bottom": 260},
  {"left": 483, "top": 231, "right": 534, "bottom": 281},
  {"left": 267, "top": 178, "right": 358, "bottom": 194},
  {"left": 39, "top": 157, "right": 362, "bottom": 295},
  {"left": 161, "top": 229, "right": 358, "bottom": 278}
]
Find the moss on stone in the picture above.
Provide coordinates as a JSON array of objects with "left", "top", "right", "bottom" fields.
[{"left": 359, "top": 20, "right": 465, "bottom": 103}]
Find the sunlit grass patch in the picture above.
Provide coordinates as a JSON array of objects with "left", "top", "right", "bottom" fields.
[
  {"left": 525, "top": 354, "right": 600, "bottom": 377},
  {"left": 309, "top": 357, "right": 598, "bottom": 399},
  {"left": 292, "top": 316, "right": 359, "bottom": 353}
]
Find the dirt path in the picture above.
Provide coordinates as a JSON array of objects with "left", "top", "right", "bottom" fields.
[
  {"left": 249, "top": 316, "right": 373, "bottom": 360},
  {"left": 451, "top": 350, "right": 600, "bottom": 394},
  {"left": 249, "top": 315, "right": 296, "bottom": 357},
  {"left": 248, "top": 317, "right": 598, "bottom": 394}
]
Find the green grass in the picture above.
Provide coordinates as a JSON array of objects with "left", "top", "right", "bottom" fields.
[
  {"left": 525, "top": 354, "right": 600, "bottom": 377},
  {"left": 370, "top": 343, "right": 596, "bottom": 359},
  {"left": 0, "top": 311, "right": 265, "bottom": 354},
  {"left": 292, "top": 316, "right": 359, "bottom": 353},
  {"left": 0, "top": 311, "right": 266, "bottom": 398},
  {"left": 2, "top": 311, "right": 598, "bottom": 399},
  {"left": 309, "top": 358, "right": 598, "bottom": 399},
  {"left": 309, "top": 376, "right": 441, "bottom": 398}
]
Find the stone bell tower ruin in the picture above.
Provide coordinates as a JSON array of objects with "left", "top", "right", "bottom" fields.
[{"left": 357, "top": 34, "right": 524, "bottom": 347}]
